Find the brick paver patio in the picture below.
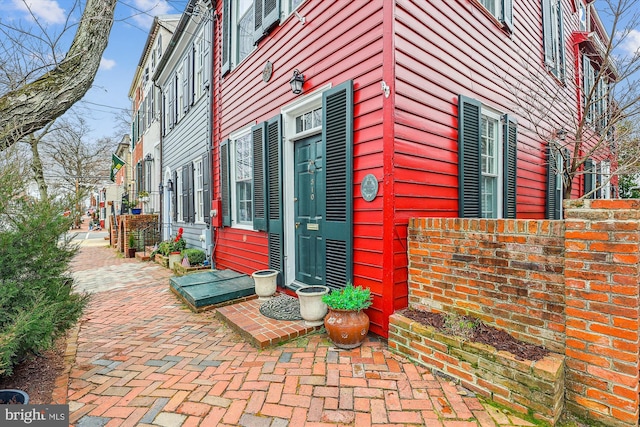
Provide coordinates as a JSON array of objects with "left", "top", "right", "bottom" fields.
[{"left": 55, "top": 234, "right": 535, "bottom": 426}]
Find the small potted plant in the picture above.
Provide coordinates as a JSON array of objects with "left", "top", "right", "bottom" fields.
[
  {"left": 127, "top": 232, "right": 137, "bottom": 258},
  {"left": 168, "top": 228, "right": 185, "bottom": 269},
  {"left": 322, "top": 282, "right": 372, "bottom": 349},
  {"left": 138, "top": 191, "right": 149, "bottom": 203}
]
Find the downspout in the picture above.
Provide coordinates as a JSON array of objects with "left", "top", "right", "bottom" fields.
[
  {"left": 207, "top": 11, "right": 215, "bottom": 268},
  {"left": 208, "top": 2, "right": 219, "bottom": 268},
  {"left": 154, "top": 81, "right": 164, "bottom": 240}
]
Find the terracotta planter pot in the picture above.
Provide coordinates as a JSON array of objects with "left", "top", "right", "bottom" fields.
[{"left": 324, "top": 308, "right": 370, "bottom": 349}]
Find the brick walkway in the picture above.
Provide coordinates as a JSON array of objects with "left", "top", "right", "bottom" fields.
[{"left": 56, "top": 243, "right": 535, "bottom": 426}]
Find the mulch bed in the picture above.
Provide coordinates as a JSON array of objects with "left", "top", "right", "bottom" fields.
[
  {"left": 401, "top": 308, "right": 549, "bottom": 361},
  {"left": 0, "top": 337, "right": 66, "bottom": 404}
]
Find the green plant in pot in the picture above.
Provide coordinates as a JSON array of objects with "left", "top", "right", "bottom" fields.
[
  {"left": 322, "top": 282, "right": 372, "bottom": 349},
  {"left": 127, "top": 232, "right": 136, "bottom": 258}
]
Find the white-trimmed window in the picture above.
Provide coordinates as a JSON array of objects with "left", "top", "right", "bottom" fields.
[
  {"left": 543, "top": 0, "right": 565, "bottom": 80},
  {"left": 475, "top": 0, "right": 513, "bottom": 30},
  {"left": 230, "top": 129, "right": 253, "bottom": 227},
  {"left": 196, "top": 28, "right": 205, "bottom": 99},
  {"left": 236, "top": 0, "right": 254, "bottom": 66},
  {"left": 176, "top": 167, "right": 183, "bottom": 221},
  {"left": 194, "top": 158, "right": 204, "bottom": 222},
  {"left": 481, "top": 112, "right": 503, "bottom": 218},
  {"left": 458, "top": 95, "right": 518, "bottom": 219},
  {"left": 177, "top": 65, "right": 185, "bottom": 120},
  {"left": 583, "top": 55, "right": 609, "bottom": 130}
]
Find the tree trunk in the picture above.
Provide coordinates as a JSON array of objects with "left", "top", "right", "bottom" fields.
[
  {"left": 0, "top": 0, "right": 117, "bottom": 151},
  {"left": 27, "top": 134, "right": 48, "bottom": 201}
]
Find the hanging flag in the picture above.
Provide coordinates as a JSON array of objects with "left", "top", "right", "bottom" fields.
[{"left": 110, "top": 154, "right": 125, "bottom": 182}]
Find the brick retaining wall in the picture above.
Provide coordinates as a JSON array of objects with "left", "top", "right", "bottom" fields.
[
  {"left": 395, "top": 200, "right": 640, "bottom": 426},
  {"left": 389, "top": 312, "right": 565, "bottom": 424}
]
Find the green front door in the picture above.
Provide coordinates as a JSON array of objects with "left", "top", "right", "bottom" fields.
[{"left": 294, "top": 135, "right": 325, "bottom": 285}]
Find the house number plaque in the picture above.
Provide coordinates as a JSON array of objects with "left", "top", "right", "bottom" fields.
[
  {"left": 361, "top": 174, "right": 378, "bottom": 202},
  {"left": 262, "top": 61, "right": 273, "bottom": 82}
]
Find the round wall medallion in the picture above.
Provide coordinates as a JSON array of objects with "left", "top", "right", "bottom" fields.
[
  {"left": 262, "top": 61, "right": 273, "bottom": 82},
  {"left": 361, "top": 174, "right": 379, "bottom": 202}
]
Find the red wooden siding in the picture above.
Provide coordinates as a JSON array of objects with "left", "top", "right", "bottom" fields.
[
  {"left": 212, "top": 1, "right": 389, "bottom": 335},
  {"left": 210, "top": 0, "right": 602, "bottom": 336}
]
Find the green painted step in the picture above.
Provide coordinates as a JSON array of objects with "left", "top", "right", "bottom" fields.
[{"left": 170, "top": 269, "right": 255, "bottom": 311}]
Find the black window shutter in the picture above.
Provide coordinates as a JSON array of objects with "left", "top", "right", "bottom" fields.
[
  {"left": 174, "top": 76, "right": 179, "bottom": 123},
  {"left": 168, "top": 80, "right": 174, "bottom": 129},
  {"left": 252, "top": 123, "right": 267, "bottom": 231},
  {"left": 502, "top": 115, "right": 518, "bottom": 219},
  {"left": 584, "top": 158, "right": 593, "bottom": 198},
  {"left": 546, "top": 146, "right": 561, "bottom": 219},
  {"left": 253, "top": 0, "right": 280, "bottom": 44},
  {"left": 182, "top": 166, "right": 189, "bottom": 222},
  {"left": 266, "top": 115, "right": 283, "bottom": 275},
  {"left": 458, "top": 95, "right": 482, "bottom": 218},
  {"left": 188, "top": 162, "right": 194, "bottom": 223},
  {"left": 502, "top": 0, "right": 514, "bottom": 32},
  {"left": 172, "top": 170, "right": 178, "bottom": 222},
  {"left": 221, "top": 139, "right": 231, "bottom": 226},
  {"left": 322, "top": 81, "right": 354, "bottom": 290},
  {"left": 203, "top": 153, "right": 211, "bottom": 224},
  {"left": 253, "top": 0, "right": 263, "bottom": 43},
  {"left": 136, "top": 162, "right": 143, "bottom": 193},
  {"left": 221, "top": 0, "right": 231, "bottom": 76}
]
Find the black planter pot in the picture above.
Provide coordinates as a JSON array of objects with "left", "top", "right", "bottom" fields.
[{"left": 0, "top": 389, "right": 29, "bottom": 404}]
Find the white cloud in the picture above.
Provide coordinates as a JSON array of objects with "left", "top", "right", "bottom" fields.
[
  {"left": 619, "top": 29, "right": 640, "bottom": 57},
  {"left": 11, "top": 0, "right": 66, "bottom": 25},
  {"left": 131, "top": 0, "right": 173, "bottom": 28},
  {"left": 100, "top": 57, "right": 116, "bottom": 71}
]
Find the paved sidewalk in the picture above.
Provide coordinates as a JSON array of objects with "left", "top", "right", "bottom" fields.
[{"left": 57, "top": 245, "right": 535, "bottom": 427}]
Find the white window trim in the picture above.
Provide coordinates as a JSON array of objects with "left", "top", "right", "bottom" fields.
[
  {"left": 480, "top": 108, "right": 504, "bottom": 219},
  {"left": 176, "top": 166, "right": 184, "bottom": 222},
  {"left": 231, "top": 0, "right": 255, "bottom": 69},
  {"left": 229, "top": 125, "right": 254, "bottom": 230},
  {"left": 196, "top": 28, "right": 205, "bottom": 99},
  {"left": 177, "top": 65, "right": 184, "bottom": 122},
  {"left": 280, "top": 83, "right": 332, "bottom": 287},
  {"left": 194, "top": 158, "right": 204, "bottom": 223},
  {"left": 601, "top": 160, "right": 611, "bottom": 199}
]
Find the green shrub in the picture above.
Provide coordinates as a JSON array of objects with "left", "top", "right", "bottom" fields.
[
  {"left": 0, "top": 194, "right": 88, "bottom": 377},
  {"left": 183, "top": 248, "right": 206, "bottom": 265},
  {"left": 157, "top": 241, "right": 171, "bottom": 256},
  {"left": 322, "top": 282, "right": 372, "bottom": 311}
]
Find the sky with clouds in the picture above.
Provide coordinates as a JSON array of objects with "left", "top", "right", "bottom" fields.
[{"left": 1, "top": 0, "right": 639, "bottom": 142}]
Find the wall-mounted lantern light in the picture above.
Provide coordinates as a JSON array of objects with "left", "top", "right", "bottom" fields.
[
  {"left": 158, "top": 182, "right": 164, "bottom": 196},
  {"left": 167, "top": 179, "right": 174, "bottom": 192},
  {"left": 290, "top": 69, "right": 305, "bottom": 95}
]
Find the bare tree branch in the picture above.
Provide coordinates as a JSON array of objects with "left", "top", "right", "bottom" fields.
[{"left": 0, "top": 0, "right": 117, "bottom": 150}]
